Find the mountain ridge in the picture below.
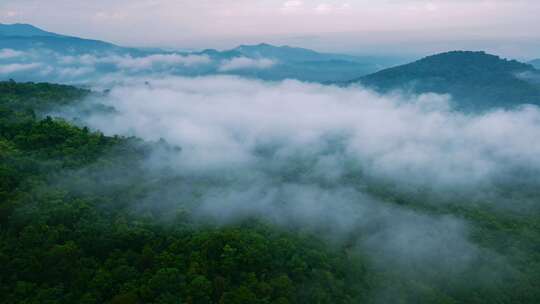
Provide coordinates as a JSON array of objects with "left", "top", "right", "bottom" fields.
[
  {"left": 351, "top": 50, "right": 540, "bottom": 111},
  {"left": 529, "top": 59, "right": 540, "bottom": 69},
  {"left": 0, "top": 23, "right": 127, "bottom": 54},
  {"left": 0, "top": 23, "right": 67, "bottom": 38}
]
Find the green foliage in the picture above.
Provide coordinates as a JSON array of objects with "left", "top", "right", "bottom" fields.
[
  {"left": 0, "top": 81, "right": 367, "bottom": 303},
  {"left": 3, "top": 80, "right": 540, "bottom": 303},
  {"left": 0, "top": 80, "right": 90, "bottom": 111},
  {"left": 356, "top": 51, "right": 540, "bottom": 111}
]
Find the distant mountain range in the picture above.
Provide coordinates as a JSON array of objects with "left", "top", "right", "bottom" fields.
[
  {"left": 210, "top": 43, "right": 402, "bottom": 81},
  {"left": 232, "top": 43, "right": 367, "bottom": 63},
  {"left": 2, "top": 23, "right": 539, "bottom": 111},
  {"left": 350, "top": 51, "right": 540, "bottom": 111},
  {"left": 0, "top": 23, "right": 403, "bottom": 82},
  {"left": 0, "top": 23, "right": 64, "bottom": 37},
  {"left": 529, "top": 59, "right": 540, "bottom": 69},
  {"left": 0, "top": 23, "right": 129, "bottom": 54}
]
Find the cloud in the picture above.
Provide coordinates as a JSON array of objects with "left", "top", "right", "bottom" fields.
[
  {"left": 195, "top": 182, "right": 481, "bottom": 272},
  {"left": 56, "top": 75, "right": 540, "bottom": 205},
  {"left": 52, "top": 74, "right": 534, "bottom": 284},
  {"left": 58, "top": 53, "right": 211, "bottom": 71},
  {"left": 282, "top": 0, "right": 304, "bottom": 10},
  {"left": 107, "top": 53, "right": 211, "bottom": 70},
  {"left": 314, "top": 3, "right": 351, "bottom": 14},
  {"left": 1, "top": 0, "right": 540, "bottom": 57},
  {"left": 0, "top": 49, "right": 216, "bottom": 82},
  {"left": 0, "top": 49, "right": 25, "bottom": 59},
  {"left": 218, "top": 57, "right": 276, "bottom": 72},
  {"left": 0, "top": 62, "right": 41, "bottom": 74},
  {"left": 58, "top": 54, "right": 100, "bottom": 66},
  {"left": 94, "top": 11, "right": 127, "bottom": 20},
  {"left": 57, "top": 66, "right": 95, "bottom": 77},
  {"left": 0, "top": 10, "right": 18, "bottom": 18}
]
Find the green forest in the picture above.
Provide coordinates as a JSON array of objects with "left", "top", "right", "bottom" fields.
[
  {"left": 355, "top": 51, "right": 540, "bottom": 111},
  {"left": 2, "top": 80, "right": 540, "bottom": 304}
]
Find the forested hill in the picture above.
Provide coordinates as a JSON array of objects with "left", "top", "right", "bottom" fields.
[
  {"left": 351, "top": 51, "right": 540, "bottom": 111},
  {"left": 3, "top": 81, "right": 540, "bottom": 303},
  {"left": 0, "top": 23, "right": 64, "bottom": 38},
  {"left": 0, "top": 81, "right": 367, "bottom": 303},
  {"left": 0, "top": 23, "right": 401, "bottom": 82},
  {"left": 529, "top": 59, "right": 540, "bottom": 69},
  {"left": 0, "top": 23, "right": 126, "bottom": 54}
]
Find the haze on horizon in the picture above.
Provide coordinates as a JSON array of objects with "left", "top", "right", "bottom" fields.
[{"left": 1, "top": 0, "right": 540, "bottom": 59}]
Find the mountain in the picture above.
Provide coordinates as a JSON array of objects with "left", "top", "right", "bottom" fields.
[
  {"left": 203, "top": 43, "right": 405, "bottom": 82},
  {"left": 0, "top": 23, "right": 403, "bottom": 82},
  {"left": 232, "top": 43, "right": 364, "bottom": 62},
  {"left": 0, "top": 23, "right": 128, "bottom": 55},
  {"left": 529, "top": 59, "right": 540, "bottom": 69},
  {"left": 351, "top": 51, "right": 540, "bottom": 111},
  {"left": 0, "top": 23, "right": 64, "bottom": 38},
  {"left": 0, "top": 35, "right": 125, "bottom": 54},
  {"left": 199, "top": 48, "right": 244, "bottom": 60},
  {"left": 234, "top": 43, "right": 323, "bottom": 61}
]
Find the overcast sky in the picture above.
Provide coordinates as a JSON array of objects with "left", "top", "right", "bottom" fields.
[{"left": 1, "top": 0, "right": 539, "bottom": 58}]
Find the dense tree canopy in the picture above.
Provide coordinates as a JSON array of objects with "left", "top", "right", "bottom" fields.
[
  {"left": 2, "top": 81, "right": 540, "bottom": 303},
  {"left": 354, "top": 51, "right": 540, "bottom": 111},
  {"left": 0, "top": 82, "right": 368, "bottom": 304}
]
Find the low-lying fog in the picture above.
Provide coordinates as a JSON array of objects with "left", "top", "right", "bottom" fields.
[{"left": 51, "top": 75, "right": 540, "bottom": 280}]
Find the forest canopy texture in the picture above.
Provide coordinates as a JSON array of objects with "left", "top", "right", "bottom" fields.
[{"left": 2, "top": 80, "right": 540, "bottom": 304}]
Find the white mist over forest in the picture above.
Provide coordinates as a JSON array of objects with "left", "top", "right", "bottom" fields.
[
  {"left": 46, "top": 75, "right": 540, "bottom": 281},
  {"left": 2, "top": 5, "right": 540, "bottom": 301},
  {"left": 61, "top": 76, "right": 540, "bottom": 194}
]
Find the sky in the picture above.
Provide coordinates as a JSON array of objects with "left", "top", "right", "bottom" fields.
[{"left": 1, "top": 0, "right": 540, "bottom": 58}]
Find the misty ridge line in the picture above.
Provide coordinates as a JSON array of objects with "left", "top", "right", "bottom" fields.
[
  {"left": 0, "top": 25, "right": 412, "bottom": 84},
  {"left": 0, "top": 47, "right": 284, "bottom": 81},
  {"left": 3, "top": 22, "right": 540, "bottom": 289},
  {"left": 57, "top": 75, "right": 540, "bottom": 192},
  {"left": 2, "top": 22, "right": 539, "bottom": 88},
  {"left": 43, "top": 74, "right": 540, "bottom": 282},
  {"left": 3, "top": 44, "right": 540, "bottom": 115}
]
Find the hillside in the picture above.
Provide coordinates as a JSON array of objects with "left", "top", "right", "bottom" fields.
[
  {"left": 0, "top": 81, "right": 367, "bottom": 303},
  {"left": 231, "top": 43, "right": 365, "bottom": 63},
  {"left": 529, "top": 59, "right": 540, "bottom": 69},
  {"left": 353, "top": 51, "right": 540, "bottom": 111},
  {"left": 0, "top": 35, "right": 125, "bottom": 54},
  {"left": 0, "top": 23, "right": 64, "bottom": 37},
  {"left": 217, "top": 43, "right": 401, "bottom": 81},
  {"left": 0, "top": 23, "right": 130, "bottom": 55},
  {"left": 4, "top": 80, "right": 540, "bottom": 303}
]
